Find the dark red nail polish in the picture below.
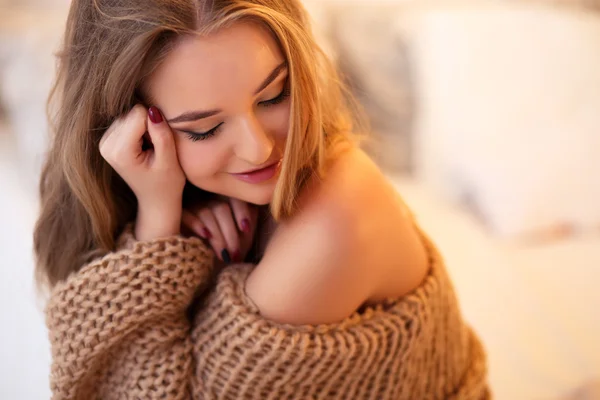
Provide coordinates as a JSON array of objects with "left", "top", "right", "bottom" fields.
[
  {"left": 201, "top": 227, "right": 212, "bottom": 239},
  {"left": 148, "top": 106, "right": 163, "bottom": 124},
  {"left": 241, "top": 218, "right": 251, "bottom": 233}
]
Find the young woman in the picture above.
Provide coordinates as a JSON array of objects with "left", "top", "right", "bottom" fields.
[{"left": 35, "top": 0, "right": 489, "bottom": 398}]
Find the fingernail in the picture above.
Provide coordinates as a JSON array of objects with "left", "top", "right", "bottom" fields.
[
  {"left": 233, "top": 250, "right": 242, "bottom": 263},
  {"left": 221, "top": 249, "right": 231, "bottom": 264},
  {"left": 201, "top": 227, "right": 212, "bottom": 240},
  {"left": 148, "top": 106, "right": 163, "bottom": 124},
  {"left": 241, "top": 218, "right": 251, "bottom": 233}
]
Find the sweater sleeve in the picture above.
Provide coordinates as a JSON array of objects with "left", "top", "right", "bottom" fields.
[
  {"left": 191, "top": 231, "right": 490, "bottom": 400},
  {"left": 46, "top": 226, "right": 214, "bottom": 400}
]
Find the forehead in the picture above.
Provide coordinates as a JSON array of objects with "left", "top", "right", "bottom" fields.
[{"left": 147, "top": 21, "right": 284, "bottom": 115}]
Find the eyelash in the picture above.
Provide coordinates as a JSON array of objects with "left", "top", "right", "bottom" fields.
[
  {"left": 183, "top": 85, "right": 291, "bottom": 142},
  {"left": 259, "top": 86, "right": 291, "bottom": 108},
  {"left": 183, "top": 123, "right": 223, "bottom": 142}
]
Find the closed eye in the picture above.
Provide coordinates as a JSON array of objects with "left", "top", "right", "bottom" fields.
[
  {"left": 179, "top": 80, "right": 290, "bottom": 142},
  {"left": 259, "top": 84, "right": 291, "bottom": 108},
  {"left": 181, "top": 122, "right": 223, "bottom": 142}
]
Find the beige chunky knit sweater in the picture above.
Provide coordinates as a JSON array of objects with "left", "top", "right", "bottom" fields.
[{"left": 46, "top": 225, "right": 490, "bottom": 399}]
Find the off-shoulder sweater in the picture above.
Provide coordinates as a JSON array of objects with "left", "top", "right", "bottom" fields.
[{"left": 45, "top": 225, "right": 490, "bottom": 399}]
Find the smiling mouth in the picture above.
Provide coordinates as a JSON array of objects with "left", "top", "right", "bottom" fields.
[
  {"left": 230, "top": 160, "right": 282, "bottom": 184},
  {"left": 233, "top": 160, "right": 280, "bottom": 175}
]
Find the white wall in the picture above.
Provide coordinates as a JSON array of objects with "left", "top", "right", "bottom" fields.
[
  {"left": 0, "top": 7, "right": 64, "bottom": 398},
  {"left": 0, "top": 126, "right": 51, "bottom": 399}
]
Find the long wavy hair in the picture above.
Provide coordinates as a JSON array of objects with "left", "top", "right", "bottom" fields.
[{"left": 34, "top": 0, "right": 364, "bottom": 289}]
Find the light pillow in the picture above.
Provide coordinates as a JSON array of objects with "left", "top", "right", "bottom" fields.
[{"left": 400, "top": 2, "right": 600, "bottom": 238}]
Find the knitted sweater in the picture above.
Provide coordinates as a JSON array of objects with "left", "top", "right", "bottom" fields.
[{"left": 46, "top": 225, "right": 490, "bottom": 400}]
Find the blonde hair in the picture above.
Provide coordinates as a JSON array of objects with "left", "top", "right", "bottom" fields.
[{"left": 34, "top": 0, "right": 364, "bottom": 289}]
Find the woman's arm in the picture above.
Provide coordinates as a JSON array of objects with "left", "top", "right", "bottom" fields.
[
  {"left": 245, "top": 200, "right": 376, "bottom": 325},
  {"left": 192, "top": 231, "right": 489, "bottom": 400},
  {"left": 46, "top": 227, "right": 213, "bottom": 400},
  {"left": 245, "top": 149, "right": 429, "bottom": 325}
]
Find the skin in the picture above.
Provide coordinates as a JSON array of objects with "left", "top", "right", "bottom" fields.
[
  {"left": 101, "top": 21, "right": 429, "bottom": 326},
  {"left": 145, "top": 22, "right": 289, "bottom": 206}
]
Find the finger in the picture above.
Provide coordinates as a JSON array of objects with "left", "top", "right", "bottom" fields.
[
  {"left": 99, "top": 104, "right": 148, "bottom": 165},
  {"left": 99, "top": 111, "right": 129, "bottom": 152},
  {"left": 146, "top": 106, "right": 178, "bottom": 169},
  {"left": 212, "top": 202, "right": 241, "bottom": 263},
  {"left": 198, "top": 209, "right": 229, "bottom": 262},
  {"left": 99, "top": 121, "right": 119, "bottom": 154},
  {"left": 229, "top": 198, "right": 255, "bottom": 234},
  {"left": 181, "top": 209, "right": 211, "bottom": 239},
  {"left": 115, "top": 105, "right": 149, "bottom": 161}
]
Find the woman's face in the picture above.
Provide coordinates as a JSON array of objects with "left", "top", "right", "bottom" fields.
[{"left": 145, "top": 21, "right": 290, "bottom": 205}]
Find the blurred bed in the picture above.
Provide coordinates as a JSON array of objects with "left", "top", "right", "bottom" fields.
[{"left": 391, "top": 175, "right": 600, "bottom": 400}]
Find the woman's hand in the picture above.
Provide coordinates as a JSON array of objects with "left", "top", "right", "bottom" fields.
[
  {"left": 182, "top": 198, "right": 258, "bottom": 264},
  {"left": 99, "top": 104, "right": 186, "bottom": 241}
]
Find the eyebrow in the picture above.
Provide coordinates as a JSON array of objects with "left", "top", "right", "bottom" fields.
[
  {"left": 254, "top": 61, "right": 288, "bottom": 95},
  {"left": 167, "top": 109, "right": 220, "bottom": 124},
  {"left": 167, "top": 61, "right": 288, "bottom": 124}
]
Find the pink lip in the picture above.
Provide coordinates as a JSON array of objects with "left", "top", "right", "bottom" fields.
[{"left": 230, "top": 160, "right": 282, "bottom": 184}]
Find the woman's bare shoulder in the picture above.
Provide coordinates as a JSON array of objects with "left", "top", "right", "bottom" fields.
[
  {"left": 317, "top": 148, "right": 429, "bottom": 302},
  {"left": 245, "top": 147, "right": 428, "bottom": 325}
]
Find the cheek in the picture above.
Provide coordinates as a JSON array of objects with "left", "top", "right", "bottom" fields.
[
  {"left": 260, "top": 105, "right": 290, "bottom": 141},
  {"left": 173, "top": 135, "right": 226, "bottom": 180}
]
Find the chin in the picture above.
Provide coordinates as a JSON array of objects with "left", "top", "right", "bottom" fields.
[
  {"left": 235, "top": 187, "right": 275, "bottom": 205},
  {"left": 226, "top": 174, "right": 279, "bottom": 205},
  {"left": 192, "top": 177, "right": 278, "bottom": 205}
]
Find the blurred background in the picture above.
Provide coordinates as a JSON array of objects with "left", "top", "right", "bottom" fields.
[{"left": 1, "top": 0, "right": 599, "bottom": 398}]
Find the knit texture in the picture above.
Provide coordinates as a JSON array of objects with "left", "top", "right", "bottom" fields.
[
  {"left": 46, "top": 226, "right": 214, "bottom": 400},
  {"left": 46, "top": 226, "right": 490, "bottom": 399},
  {"left": 192, "top": 231, "right": 489, "bottom": 399}
]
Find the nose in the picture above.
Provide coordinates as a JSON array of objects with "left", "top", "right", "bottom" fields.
[{"left": 234, "top": 113, "right": 274, "bottom": 165}]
